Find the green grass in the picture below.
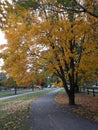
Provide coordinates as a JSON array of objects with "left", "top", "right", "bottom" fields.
[
  {"left": 0, "top": 89, "right": 33, "bottom": 98},
  {"left": 0, "top": 89, "right": 54, "bottom": 130}
]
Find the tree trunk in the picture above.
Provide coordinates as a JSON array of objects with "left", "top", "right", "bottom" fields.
[
  {"left": 14, "top": 86, "right": 17, "bottom": 95},
  {"left": 75, "top": 72, "right": 79, "bottom": 93},
  {"left": 68, "top": 92, "right": 75, "bottom": 105},
  {"left": 75, "top": 84, "right": 79, "bottom": 93},
  {"left": 32, "top": 88, "right": 34, "bottom": 91},
  {"left": 63, "top": 84, "right": 75, "bottom": 105}
]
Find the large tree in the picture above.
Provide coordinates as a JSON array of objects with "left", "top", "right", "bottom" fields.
[{"left": 0, "top": 0, "right": 98, "bottom": 105}]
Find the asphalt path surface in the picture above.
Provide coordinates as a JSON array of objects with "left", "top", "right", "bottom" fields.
[{"left": 29, "top": 89, "right": 98, "bottom": 130}]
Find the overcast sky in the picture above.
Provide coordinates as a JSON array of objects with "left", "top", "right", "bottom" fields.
[
  {"left": 0, "top": 30, "right": 7, "bottom": 45},
  {"left": 0, "top": 30, "right": 6, "bottom": 69}
]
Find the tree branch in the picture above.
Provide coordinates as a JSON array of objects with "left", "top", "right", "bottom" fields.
[{"left": 74, "top": 0, "right": 98, "bottom": 18}]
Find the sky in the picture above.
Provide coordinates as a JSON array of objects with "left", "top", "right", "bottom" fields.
[
  {"left": 0, "top": 30, "right": 7, "bottom": 68},
  {"left": 0, "top": 0, "right": 12, "bottom": 71},
  {"left": 0, "top": 30, "right": 7, "bottom": 45}
]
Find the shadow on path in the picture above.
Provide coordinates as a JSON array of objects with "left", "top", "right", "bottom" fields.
[{"left": 29, "top": 89, "right": 98, "bottom": 130}]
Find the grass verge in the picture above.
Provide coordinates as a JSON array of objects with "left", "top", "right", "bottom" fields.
[
  {"left": 55, "top": 90, "right": 98, "bottom": 123},
  {"left": 0, "top": 89, "right": 33, "bottom": 98},
  {"left": 0, "top": 89, "right": 53, "bottom": 130}
]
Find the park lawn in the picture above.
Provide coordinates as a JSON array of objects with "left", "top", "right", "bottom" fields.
[
  {"left": 55, "top": 90, "right": 98, "bottom": 123},
  {"left": 0, "top": 89, "right": 53, "bottom": 130},
  {"left": 0, "top": 88, "right": 33, "bottom": 98}
]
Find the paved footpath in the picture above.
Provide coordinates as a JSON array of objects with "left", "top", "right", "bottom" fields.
[{"left": 29, "top": 89, "right": 98, "bottom": 130}]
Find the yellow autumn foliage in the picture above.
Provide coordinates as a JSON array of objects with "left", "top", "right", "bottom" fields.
[{"left": 0, "top": 0, "right": 98, "bottom": 87}]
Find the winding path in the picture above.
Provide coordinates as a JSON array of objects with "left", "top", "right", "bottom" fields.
[{"left": 29, "top": 89, "right": 98, "bottom": 130}]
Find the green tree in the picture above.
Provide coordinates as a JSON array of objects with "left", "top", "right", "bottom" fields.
[
  {"left": 0, "top": 72, "right": 7, "bottom": 90},
  {"left": 1, "top": 77, "right": 18, "bottom": 94}
]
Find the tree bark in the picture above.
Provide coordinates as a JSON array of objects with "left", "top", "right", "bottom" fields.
[
  {"left": 68, "top": 91, "right": 75, "bottom": 105},
  {"left": 75, "top": 72, "right": 79, "bottom": 93},
  {"left": 68, "top": 84, "right": 75, "bottom": 105},
  {"left": 63, "top": 84, "right": 75, "bottom": 105},
  {"left": 14, "top": 86, "right": 17, "bottom": 95},
  {"left": 75, "top": 84, "right": 79, "bottom": 93}
]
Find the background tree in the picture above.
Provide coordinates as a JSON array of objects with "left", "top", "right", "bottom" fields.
[
  {"left": 0, "top": 76, "right": 18, "bottom": 94},
  {"left": 0, "top": 72, "right": 7, "bottom": 91}
]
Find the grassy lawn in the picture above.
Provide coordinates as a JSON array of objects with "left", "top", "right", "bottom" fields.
[
  {"left": 55, "top": 89, "right": 98, "bottom": 123},
  {"left": 0, "top": 88, "right": 34, "bottom": 98},
  {"left": 0, "top": 89, "right": 53, "bottom": 130}
]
